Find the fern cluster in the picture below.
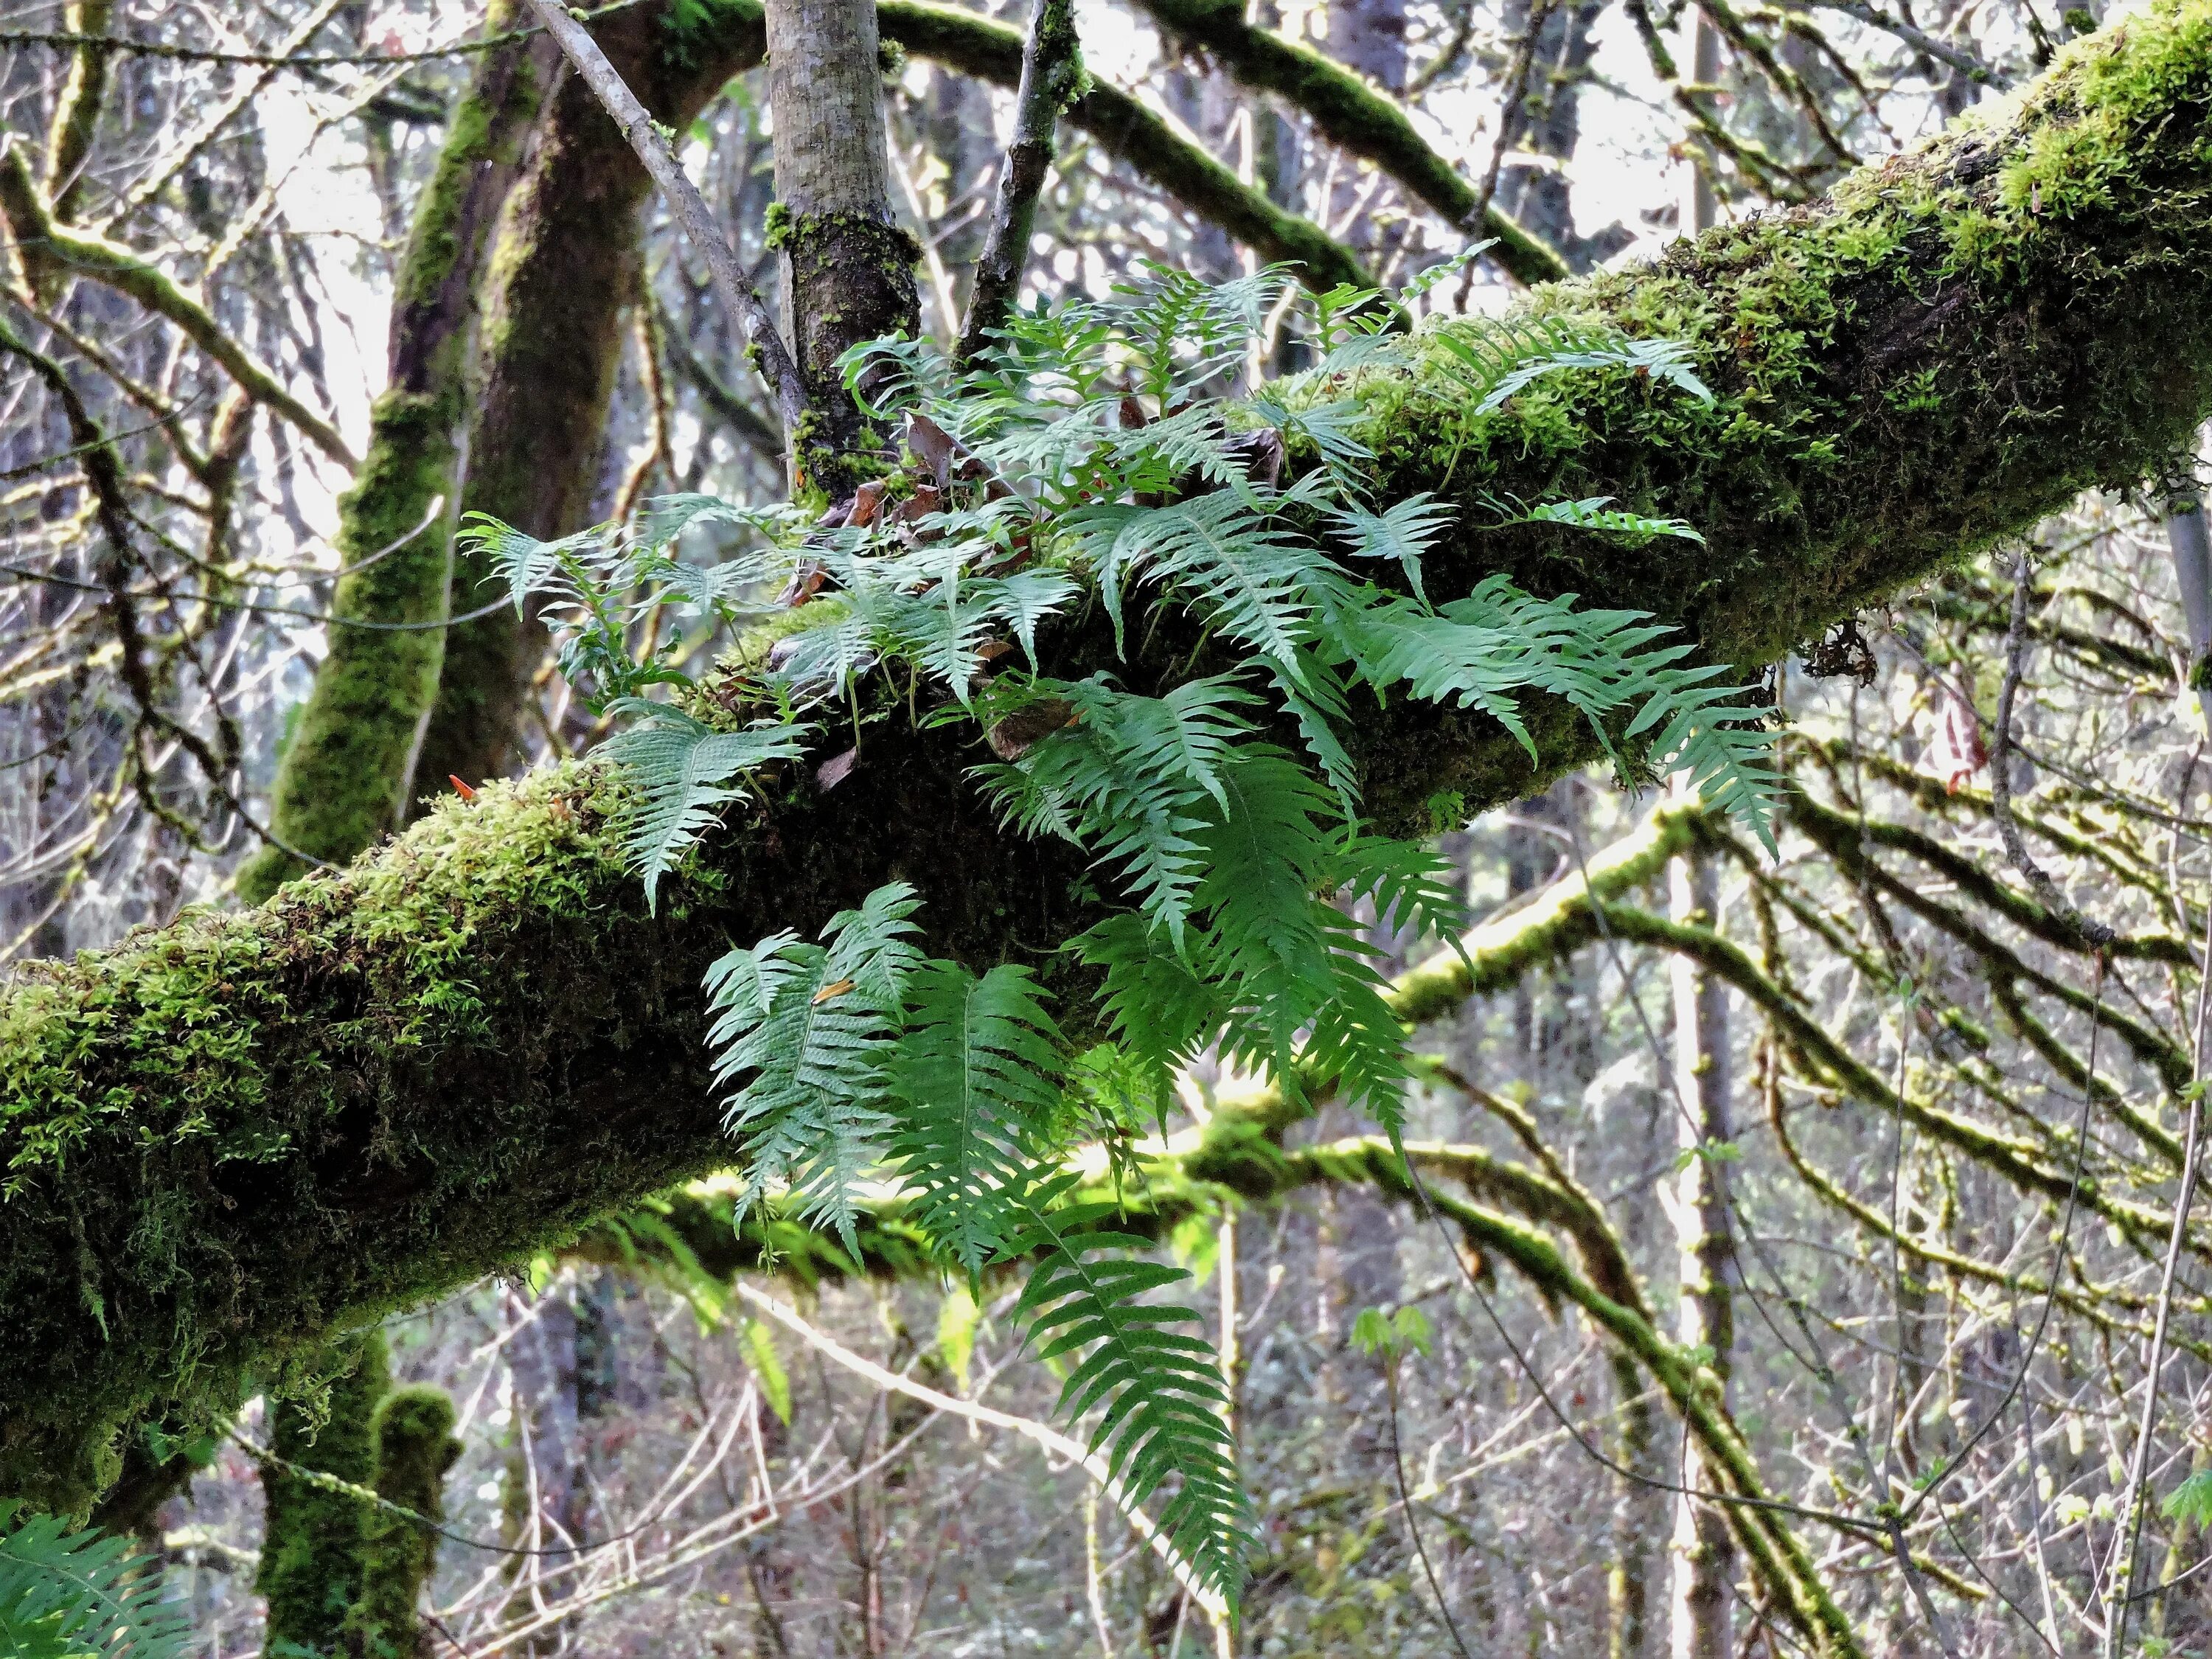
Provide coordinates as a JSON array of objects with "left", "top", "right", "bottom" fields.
[
  {"left": 0, "top": 1503, "right": 189, "bottom": 1658},
  {"left": 459, "top": 258, "right": 1778, "bottom": 1604}
]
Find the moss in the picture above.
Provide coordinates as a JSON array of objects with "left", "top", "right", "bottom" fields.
[
  {"left": 411, "top": 7, "right": 766, "bottom": 803},
  {"left": 13, "top": 3, "right": 2212, "bottom": 1524},
  {"left": 260, "top": 1335, "right": 389, "bottom": 1659},
  {"left": 238, "top": 389, "right": 462, "bottom": 903},
  {"left": 1129, "top": 0, "right": 1568, "bottom": 285},
  {"left": 342, "top": 1385, "right": 459, "bottom": 1659}
]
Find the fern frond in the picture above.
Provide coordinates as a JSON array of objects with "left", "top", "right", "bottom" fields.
[
  {"left": 978, "top": 677, "right": 1261, "bottom": 944},
  {"left": 1008, "top": 1194, "right": 1257, "bottom": 1601},
  {"left": 888, "top": 961, "right": 1064, "bottom": 1276},
  {"left": 705, "top": 885, "right": 923, "bottom": 1253},
  {"left": 1427, "top": 316, "right": 1714, "bottom": 416},
  {"left": 0, "top": 1502, "right": 191, "bottom": 1659},
  {"left": 600, "top": 702, "right": 811, "bottom": 914},
  {"left": 1326, "top": 493, "right": 1455, "bottom": 605},
  {"left": 454, "top": 512, "right": 609, "bottom": 613},
  {"left": 1506, "top": 495, "right": 1704, "bottom": 543}
]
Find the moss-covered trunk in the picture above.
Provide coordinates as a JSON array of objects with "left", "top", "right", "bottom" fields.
[
  {"left": 762, "top": 0, "right": 920, "bottom": 495},
  {"left": 404, "top": 7, "right": 771, "bottom": 803},
  {"left": 238, "top": 10, "right": 547, "bottom": 902},
  {"left": 9, "top": 0, "right": 2212, "bottom": 1514}
]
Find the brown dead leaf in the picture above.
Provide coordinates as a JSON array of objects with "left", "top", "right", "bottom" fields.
[
  {"left": 812, "top": 978, "right": 857, "bottom": 1005},
  {"left": 984, "top": 697, "right": 1079, "bottom": 761}
]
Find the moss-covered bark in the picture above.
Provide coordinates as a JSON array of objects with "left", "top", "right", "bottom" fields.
[
  {"left": 879, "top": 0, "right": 1374, "bottom": 293},
  {"left": 408, "top": 5, "right": 764, "bottom": 803},
  {"left": 10, "top": 1, "right": 2212, "bottom": 1515},
  {"left": 342, "top": 1386, "right": 460, "bottom": 1659},
  {"left": 237, "top": 10, "right": 546, "bottom": 903},
  {"left": 259, "top": 1335, "right": 389, "bottom": 1659}
]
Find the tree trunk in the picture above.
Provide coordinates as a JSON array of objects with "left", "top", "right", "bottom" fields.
[
  {"left": 763, "top": 0, "right": 920, "bottom": 496},
  {"left": 257, "top": 1335, "right": 389, "bottom": 1659},
  {"left": 408, "top": 6, "right": 766, "bottom": 802},
  {"left": 237, "top": 7, "right": 547, "bottom": 900},
  {"left": 1666, "top": 844, "right": 1737, "bottom": 1659},
  {"left": 10, "top": 3, "right": 2212, "bottom": 1512}
]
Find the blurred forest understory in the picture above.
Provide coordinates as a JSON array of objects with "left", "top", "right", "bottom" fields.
[{"left": 6, "top": 0, "right": 2212, "bottom": 1655}]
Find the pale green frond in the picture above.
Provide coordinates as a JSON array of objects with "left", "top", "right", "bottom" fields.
[{"left": 601, "top": 703, "right": 811, "bottom": 913}]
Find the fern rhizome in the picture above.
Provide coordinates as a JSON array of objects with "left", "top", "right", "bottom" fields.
[{"left": 458, "top": 262, "right": 1780, "bottom": 1603}]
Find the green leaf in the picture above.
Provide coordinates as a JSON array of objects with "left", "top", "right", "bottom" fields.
[
  {"left": 2162, "top": 1468, "right": 2212, "bottom": 1528},
  {"left": 1507, "top": 495, "right": 1704, "bottom": 543},
  {"left": 1009, "top": 1192, "right": 1258, "bottom": 1603},
  {"left": 704, "top": 883, "right": 925, "bottom": 1252},
  {"left": 0, "top": 1502, "right": 191, "bottom": 1659},
  {"left": 600, "top": 703, "right": 811, "bottom": 913},
  {"left": 887, "top": 961, "right": 1065, "bottom": 1277},
  {"left": 741, "top": 1319, "right": 793, "bottom": 1425}
]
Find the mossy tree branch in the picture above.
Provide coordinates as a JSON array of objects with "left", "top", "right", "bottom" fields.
[
  {"left": 236, "top": 8, "right": 549, "bottom": 903},
  {"left": 1124, "top": 0, "right": 1572, "bottom": 284},
  {"left": 10, "top": 1, "right": 2212, "bottom": 1517}
]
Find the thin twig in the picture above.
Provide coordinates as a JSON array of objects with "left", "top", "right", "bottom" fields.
[
  {"left": 2101, "top": 893, "right": 2212, "bottom": 1655},
  {"left": 731, "top": 1281, "right": 1231, "bottom": 1623},
  {"left": 1993, "top": 549, "right": 2117, "bottom": 950}
]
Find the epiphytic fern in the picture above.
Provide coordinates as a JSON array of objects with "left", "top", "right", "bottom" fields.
[
  {"left": 0, "top": 1503, "right": 190, "bottom": 1659},
  {"left": 1008, "top": 1185, "right": 1259, "bottom": 1597},
  {"left": 599, "top": 703, "right": 810, "bottom": 913},
  {"left": 485, "top": 255, "right": 1779, "bottom": 1615}
]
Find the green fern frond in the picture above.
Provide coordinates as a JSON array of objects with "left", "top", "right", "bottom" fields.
[
  {"left": 600, "top": 702, "right": 811, "bottom": 914},
  {"left": 705, "top": 885, "right": 924, "bottom": 1253},
  {"left": 1008, "top": 1193, "right": 1258, "bottom": 1599},
  {"left": 1427, "top": 316, "right": 1714, "bottom": 415},
  {"left": 454, "top": 512, "right": 608, "bottom": 613},
  {"left": 0, "top": 1503, "right": 190, "bottom": 1659},
  {"left": 1326, "top": 493, "right": 1455, "bottom": 605},
  {"left": 888, "top": 961, "right": 1065, "bottom": 1277},
  {"left": 1506, "top": 495, "right": 1705, "bottom": 543},
  {"left": 978, "top": 677, "right": 1261, "bottom": 944}
]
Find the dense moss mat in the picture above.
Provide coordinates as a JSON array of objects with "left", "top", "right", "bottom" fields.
[
  {"left": 259, "top": 1335, "right": 388, "bottom": 1658},
  {"left": 8, "top": 0, "right": 2212, "bottom": 1514},
  {"left": 344, "top": 1385, "right": 460, "bottom": 1659}
]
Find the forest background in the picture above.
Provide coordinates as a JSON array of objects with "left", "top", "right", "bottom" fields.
[{"left": 3, "top": 0, "right": 2211, "bottom": 1655}]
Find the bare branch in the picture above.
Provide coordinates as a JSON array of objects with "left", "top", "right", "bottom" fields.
[{"left": 956, "top": 0, "right": 1085, "bottom": 364}]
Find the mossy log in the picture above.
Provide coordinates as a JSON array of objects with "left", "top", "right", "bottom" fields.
[{"left": 8, "top": 2, "right": 2212, "bottom": 1512}]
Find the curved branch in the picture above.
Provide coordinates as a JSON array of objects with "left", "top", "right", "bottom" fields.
[
  {"left": 0, "top": 139, "right": 356, "bottom": 467},
  {"left": 1125, "top": 0, "right": 1571, "bottom": 285},
  {"left": 880, "top": 0, "right": 1374, "bottom": 293}
]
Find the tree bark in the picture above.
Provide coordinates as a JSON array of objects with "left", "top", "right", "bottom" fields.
[
  {"left": 8, "top": 1, "right": 2212, "bottom": 1517},
  {"left": 237, "top": 7, "right": 549, "bottom": 901},
  {"left": 408, "top": 5, "right": 764, "bottom": 802},
  {"left": 763, "top": 0, "right": 919, "bottom": 497},
  {"left": 1666, "top": 844, "right": 1737, "bottom": 1659}
]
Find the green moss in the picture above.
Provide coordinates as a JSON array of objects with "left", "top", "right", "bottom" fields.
[
  {"left": 238, "top": 389, "right": 462, "bottom": 904},
  {"left": 343, "top": 1385, "right": 459, "bottom": 1659},
  {"left": 1275, "top": 0, "right": 2212, "bottom": 825},
  {"left": 260, "top": 1335, "right": 388, "bottom": 1659}
]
